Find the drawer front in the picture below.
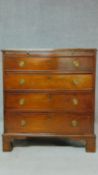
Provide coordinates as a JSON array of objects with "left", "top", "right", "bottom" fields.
[
  {"left": 4, "top": 56, "right": 54, "bottom": 70},
  {"left": 5, "top": 112, "right": 93, "bottom": 134},
  {"left": 5, "top": 93, "right": 50, "bottom": 110},
  {"left": 51, "top": 93, "right": 93, "bottom": 112},
  {"left": 54, "top": 57, "right": 94, "bottom": 72},
  {"left": 4, "top": 73, "right": 49, "bottom": 90},
  {"left": 5, "top": 93, "right": 93, "bottom": 113},
  {"left": 51, "top": 74, "right": 93, "bottom": 90},
  {"left": 4, "top": 56, "right": 94, "bottom": 73},
  {"left": 4, "top": 73, "right": 93, "bottom": 90}
]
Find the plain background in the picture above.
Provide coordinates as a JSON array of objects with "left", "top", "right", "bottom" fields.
[{"left": 0, "top": 1, "right": 98, "bottom": 175}]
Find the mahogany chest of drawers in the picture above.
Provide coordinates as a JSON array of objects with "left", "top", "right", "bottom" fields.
[{"left": 2, "top": 49, "right": 96, "bottom": 152}]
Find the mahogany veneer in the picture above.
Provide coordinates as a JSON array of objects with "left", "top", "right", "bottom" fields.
[{"left": 2, "top": 49, "right": 96, "bottom": 152}]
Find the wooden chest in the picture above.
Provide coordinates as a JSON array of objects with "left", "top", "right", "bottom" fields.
[{"left": 2, "top": 49, "right": 96, "bottom": 152}]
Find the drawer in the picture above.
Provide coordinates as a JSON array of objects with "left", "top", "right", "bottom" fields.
[
  {"left": 51, "top": 74, "right": 93, "bottom": 90},
  {"left": 4, "top": 73, "right": 93, "bottom": 90},
  {"left": 5, "top": 112, "right": 93, "bottom": 134},
  {"left": 55, "top": 57, "right": 94, "bottom": 72},
  {"left": 4, "top": 56, "right": 54, "bottom": 70},
  {"left": 4, "top": 73, "right": 49, "bottom": 90},
  {"left": 5, "top": 93, "right": 50, "bottom": 110},
  {"left": 51, "top": 93, "right": 93, "bottom": 112},
  {"left": 5, "top": 93, "right": 93, "bottom": 113},
  {"left": 4, "top": 56, "right": 94, "bottom": 73}
]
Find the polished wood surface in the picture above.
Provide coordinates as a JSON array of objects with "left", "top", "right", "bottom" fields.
[
  {"left": 4, "top": 73, "right": 93, "bottom": 90},
  {"left": 5, "top": 92, "right": 93, "bottom": 112},
  {"left": 4, "top": 56, "right": 94, "bottom": 72},
  {"left": 5, "top": 112, "right": 93, "bottom": 135},
  {"left": 3, "top": 49, "right": 96, "bottom": 56},
  {"left": 4, "top": 56, "right": 53, "bottom": 70},
  {"left": 2, "top": 49, "right": 96, "bottom": 152}
]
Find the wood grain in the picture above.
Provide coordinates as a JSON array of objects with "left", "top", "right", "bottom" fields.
[
  {"left": 4, "top": 73, "right": 93, "bottom": 90},
  {"left": 4, "top": 56, "right": 94, "bottom": 73},
  {"left": 5, "top": 92, "right": 93, "bottom": 113},
  {"left": 5, "top": 112, "right": 93, "bottom": 135}
]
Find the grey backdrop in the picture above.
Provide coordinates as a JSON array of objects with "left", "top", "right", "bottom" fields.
[{"left": 0, "top": 0, "right": 98, "bottom": 121}]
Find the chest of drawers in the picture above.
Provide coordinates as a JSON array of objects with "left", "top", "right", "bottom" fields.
[{"left": 2, "top": 49, "right": 96, "bottom": 152}]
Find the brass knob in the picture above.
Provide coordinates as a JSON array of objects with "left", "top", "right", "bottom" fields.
[
  {"left": 72, "top": 79, "right": 79, "bottom": 86},
  {"left": 71, "top": 120, "right": 78, "bottom": 127},
  {"left": 73, "top": 60, "right": 80, "bottom": 67},
  {"left": 19, "top": 79, "right": 25, "bottom": 85},
  {"left": 19, "top": 61, "right": 25, "bottom": 67},
  {"left": 19, "top": 98, "right": 25, "bottom": 105},
  {"left": 72, "top": 98, "right": 79, "bottom": 105},
  {"left": 20, "top": 120, "right": 27, "bottom": 127}
]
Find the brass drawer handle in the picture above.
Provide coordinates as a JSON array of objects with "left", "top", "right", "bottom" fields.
[
  {"left": 73, "top": 60, "right": 80, "bottom": 67},
  {"left": 20, "top": 120, "right": 27, "bottom": 127},
  {"left": 19, "top": 61, "right": 25, "bottom": 67},
  {"left": 19, "top": 98, "right": 25, "bottom": 105},
  {"left": 71, "top": 120, "right": 78, "bottom": 127},
  {"left": 72, "top": 98, "right": 79, "bottom": 105},
  {"left": 19, "top": 79, "right": 25, "bottom": 85},
  {"left": 72, "top": 79, "right": 79, "bottom": 86}
]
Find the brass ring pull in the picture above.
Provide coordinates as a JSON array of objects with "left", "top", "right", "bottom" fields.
[
  {"left": 72, "top": 98, "right": 79, "bottom": 105},
  {"left": 73, "top": 60, "right": 80, "bottom": 67},
  {"left": 19, "top": 79, "right": 25, "bottom": 85},
  {"left": 72, "top": 79, "right": 79, "bottom": 86},
  {"left": 20, "top": 120, "right": 27, "bottom": 127},
  {"left": 19, "top": 61, "right": 25, "bottom": 67},
  {"left": 71, "top": 120, "right": 78, "bottom": 127},
  {"left": 19, "top": 98, "right": 25, "bottom": 105}
]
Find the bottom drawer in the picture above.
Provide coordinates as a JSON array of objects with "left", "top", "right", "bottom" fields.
[{"left": 5, "top": 112, "right": 93, "bottom": 135}]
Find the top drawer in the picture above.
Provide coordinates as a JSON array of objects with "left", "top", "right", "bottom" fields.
[
  {"left": 4, "top": 56, "right": 53, "bottom": 71},
  {"left": 3, "top": 51, "right": 95, "bottom": 73}
]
